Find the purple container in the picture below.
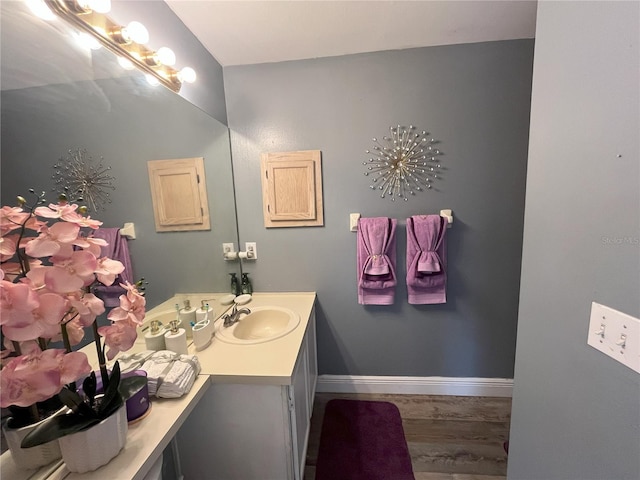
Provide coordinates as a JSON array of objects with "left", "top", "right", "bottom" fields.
[
  {"left": 84, "top": 369, "right": 150, "bottom": 422},
  {"left": 122, "top": 370, "right": 150, "bottom": 422}
]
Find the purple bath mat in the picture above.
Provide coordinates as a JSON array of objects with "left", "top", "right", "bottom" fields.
[{"left": 315, "top": 399, "right": 414, "bottom": 480}]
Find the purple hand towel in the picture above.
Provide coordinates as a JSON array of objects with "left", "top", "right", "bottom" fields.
[
  {"left": 406, "top": 215, "right": 447, "bottom": 304},
  {"left": 92, "top": 228, "right": 134, "bottom": 307},
  {"left": 357, "top": 217, "right": 397, "bottom": 305}
]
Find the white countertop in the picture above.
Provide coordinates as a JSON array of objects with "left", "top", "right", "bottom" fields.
[
  {"left": 115, "top": 291, "right": 316, "bottom": 384},
  {"left": 122, "top": 292, "right": 316, "bottom": 383},
  {"left": 1, "top": 292, "right": 316, "bottom": 480},
  {"left": 195, "top": 292, "right": 316, "bottom": 384}
]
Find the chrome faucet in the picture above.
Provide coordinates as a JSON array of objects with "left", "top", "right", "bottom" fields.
[{"left": 222, "top": 304, "right": 251, "bottom": 327}]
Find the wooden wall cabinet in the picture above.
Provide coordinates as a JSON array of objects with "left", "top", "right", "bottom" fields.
[
  {"left": 147, "top": 157, "right": 210, "bottom": 232},
  {"left": 260, "top": 150, "right": 324, "bottom": 228}
]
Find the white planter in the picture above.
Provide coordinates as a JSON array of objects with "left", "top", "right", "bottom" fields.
[
  {"left": 58, "top": 404, "right": 128, "bottom": 473},
  {"left": 2, "top": 414, "right": 62, "bottom": 470}
]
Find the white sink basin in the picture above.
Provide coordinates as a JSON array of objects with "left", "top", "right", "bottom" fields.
[{"left": 216, "top": 306, "right": 300, "bottom": 345}]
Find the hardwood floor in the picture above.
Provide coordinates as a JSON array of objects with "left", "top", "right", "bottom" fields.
[{"left": 304, "top": 393, "right": 511, "bottom": 480}]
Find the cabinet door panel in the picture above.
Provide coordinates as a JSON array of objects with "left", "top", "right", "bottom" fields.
[
  {"left": 177, "top": 384, "right": 290, "bottom": 479},
  {"left": 260, "top": 150, "right": 324, "bottom": 228},
  {"left": 147, "top": 157, "right": 210, "bottom": 232},
  {"left": 290, "top": 346, "right": 310, "bottom": 480},
  {"left": 306, "top": 309, "right": 318, "bottom": 408}
]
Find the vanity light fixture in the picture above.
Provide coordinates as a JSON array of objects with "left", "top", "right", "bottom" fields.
[
  {"left": 363, "top": 125, "right": 444, "bottom": 201},
  {"left": 32, "top": 0, "right": 195, "bottom": 93}
]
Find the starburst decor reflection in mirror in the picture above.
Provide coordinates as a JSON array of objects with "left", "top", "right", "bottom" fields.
[
  {"left": 363, "top": 125, "right": 443, "bottom": 201},
  {"left": 52, "top": 148, "right": 116, "bottom": 212}
]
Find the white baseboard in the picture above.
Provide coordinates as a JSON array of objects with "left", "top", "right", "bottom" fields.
[{"left": 316, "top": 375, "right": 513, "bottom": 397}]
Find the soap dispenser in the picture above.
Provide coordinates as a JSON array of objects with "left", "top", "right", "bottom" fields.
[
  {"left": 144, "top": 320, "right": 166, "bottom": 351},
  {"left": 229, "top": 273, "right": 240, "bottom": 295},
  {"left": 241, "top": 273, "right": 253, "bottom": 294},
  {"left": 179, "top": 299, "right": 196, "bottom": 338},
  {"left": 196, "top": 300, "right": 212, "bottom": 322},
  {"left": 164, "top": 315, "right": 188, "bottom": 355}
]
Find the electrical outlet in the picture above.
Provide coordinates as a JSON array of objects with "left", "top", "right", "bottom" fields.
[
  {"left": 245, "top": 242, "right": 257, "bottom": 260},
  {"left": 222, "top": 243, "right": 238, "bottom": 260},
  {"left": 587, "top": 302, "right": 640, "bottom": 374}
]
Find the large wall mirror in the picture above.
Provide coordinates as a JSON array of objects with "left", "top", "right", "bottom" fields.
[{"left": 1, "top": 1, "right": 240, "bottom": 308}]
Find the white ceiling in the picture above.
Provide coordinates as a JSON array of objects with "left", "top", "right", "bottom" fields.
[{"left": 165, "top": 0, "right": 538, "bottom": 67}]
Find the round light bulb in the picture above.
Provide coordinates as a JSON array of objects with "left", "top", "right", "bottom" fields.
[
  {"left": 117, "top": 56, "right": 135, "bottom": 70},
  {"left": 26, "top": 0, "right": 56, "bottom": 20},
  {"left": 178, "top": 67, "right": 196, "bottom": 83},
  {"left": 88, "top": 0, "right": 111, "bottom": 13},
  {"left": 74, "top": 32, "right": 102, "bottom": 50},
  {"left": 125, "top": 21, "right": 149, "bottom": 44},
  {"left": 145, "top": 74, "right": 160, "bottom": 86},
  {"left": 157, "top": 47, "right": 176, "bottom": 66}
]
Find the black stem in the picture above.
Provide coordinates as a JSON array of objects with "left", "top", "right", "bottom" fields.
[
  {"left": 92, "top": 321, "right": 109, "bottom": 391},
  {"left": 28, "top": 403, "right": 39, "bottom": 423},
  {"left": 60, "top": 323, "right": 76, "bottom": 392},
  {"left": 12, "top": 195, "right": 41, "bottom": 281},
  {"left": 60, "top": 321, "right": 73, "bottom": 354}
]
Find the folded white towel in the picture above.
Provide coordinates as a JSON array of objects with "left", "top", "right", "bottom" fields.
[
  {"left": 114, "top": 350, "right": 201, "bottom": 398},
  {"left": 117, "top": 350, "right": 155, "bottom": 372}
]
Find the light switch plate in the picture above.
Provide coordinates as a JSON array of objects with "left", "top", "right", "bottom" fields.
[{"left": 587, "top": 302, "right": 640, "bottom": 374}]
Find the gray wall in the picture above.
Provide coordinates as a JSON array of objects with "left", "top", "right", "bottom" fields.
[
  {"left": 1, "top": 77, "right": 238, "bottom": 309},
  {"left": 508, "top": 2, "right": 640, "bottom": 479},
  {"left": 225, "top": 40, "right": 533, "bottom": 377}
]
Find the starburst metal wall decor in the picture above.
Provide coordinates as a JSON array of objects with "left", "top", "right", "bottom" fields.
[
  {"left": 52, "top": 148, "right": 116, "bottom": 212},
  {"left": 363, "top": 125, "right": 443, "bottom": 201}
]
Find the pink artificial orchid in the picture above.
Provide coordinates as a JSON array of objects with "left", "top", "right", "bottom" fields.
[
  {"left": 0, "top": 280, "right": 40, "bottom": 321},
  {"left": 25, "top": 222, "right": 80, "bottom": 258},
  {"left": 2, "top": 338, "right": 42, "bottom": 357},
  {"left": 97, "top": 321, "right": 138, "bottom": 360},
  {"left": 0, "top": 206, "right": 30, "bottom": 235},
  {"left": 0, "top": 349, "right": 91, "bottom": 408},
  {"left": 0, "top": 234, "right": 19, "bottom": 260},
  {"left": 2, "top": 258, "right": 42, "bottom": 282},
  {"left": 70, "top": 215, "right": 102, "bottom": 230},
  {"left": 34, "top": 203, "right": 82, "bottom": 222},
  {"left": 34, "top": 203, "right": 103, "bottom": 230},
  {"left": 67, "top": 292, "right": 106, "bottom": 327},
  {"left": 57, "top": 316, "right": 86, "bottom": 346},
  {"left": 107, "top": 282, "right": 146, "bottom": 326},
  {"left": 0, "top": 196, "right": 144, "bottom": 416},
  {"left": 94, "top": 257, "right": 125, "bottom": 286},
  {"left": 0, "top": 289, "right": 67, "bottom": 342},
  {"left": 73, "top": 234, "right": 107, "bottom": 257},
  {"left": 45, "top": 250, "right": 98, "bottom": 293}
]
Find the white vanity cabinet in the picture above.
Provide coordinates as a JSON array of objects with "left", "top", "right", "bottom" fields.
[{"left": 176, "top": 307, "right": 317, "bottom": 480}]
